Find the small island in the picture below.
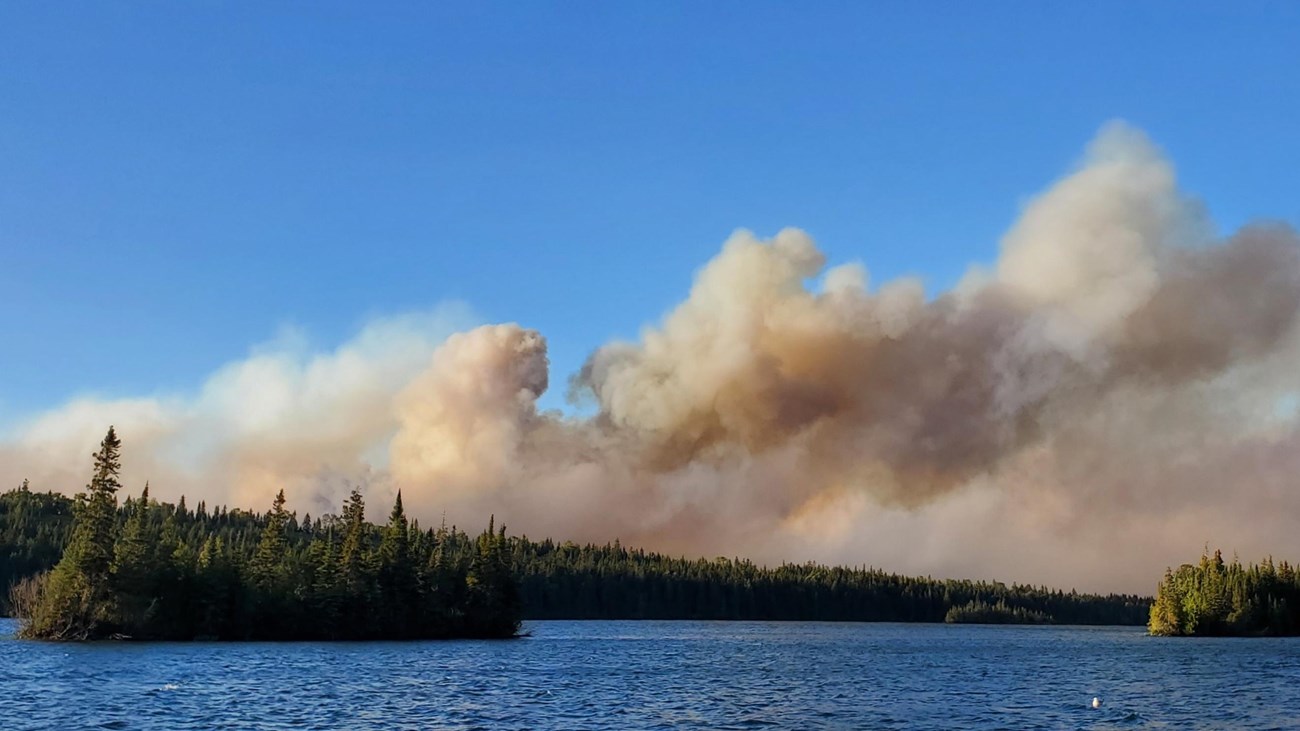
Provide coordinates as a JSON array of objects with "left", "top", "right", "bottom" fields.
[
  {"left": 1149, "top": 550, "right": 1300, "bottom": 636},
  {"left": 944, "top": 599, "right": 1051, "bottom": 625}
]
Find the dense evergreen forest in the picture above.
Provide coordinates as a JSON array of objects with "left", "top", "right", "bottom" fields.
[
  {"left": 1148, "top": 550, "right": 1300, "bottom": 636},
  {"left": 3, "top": 429, "right": 1151, "bottom": 636},
  {"left": 7, "top": 428, "right": 520, "bottom": 641},
  {"left": 513, "top": 540, "right": 1147, "bottom": 624}
]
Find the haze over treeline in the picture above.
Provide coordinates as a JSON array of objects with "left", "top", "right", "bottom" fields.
[{"left": 5, "top": 123, "right": 1300, "bottom": 594}]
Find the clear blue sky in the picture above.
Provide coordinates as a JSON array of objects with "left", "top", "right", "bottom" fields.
[{"left": 3, "top": 2, "right": 1298, "bottom": 419}]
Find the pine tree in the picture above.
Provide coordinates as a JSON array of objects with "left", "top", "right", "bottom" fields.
[
  {"left": 338, "top": 488, "right": 372, "bottom": 633},
  {"left": 339, "top": 488, "right": 367, "bottom": 585},
  {"left": 19, "top": 426, "right": 124, "bottom": 639},
  {"left": 112, "top": 483, "right": 159, "bottom": 634},
  {"left": 157, "top": 513, "right": 197, "bottom": 639},
  {"left": 79, "top": 426, "right": 123, "bottom": 584},
  {"left": 380, "top": 492, "right": 411, "bottom": 568},
  {"left": 251, "top": 490, "right": 288, "bottom": 590},
  {"left": 466, "top": 517, "right": 522, "bottom": 637},
  {"left": 424, "top": 517, "right": 461, "bottom": 630},
  {"left": 378, "top": 492, "right": 417, "bottom": 632}
]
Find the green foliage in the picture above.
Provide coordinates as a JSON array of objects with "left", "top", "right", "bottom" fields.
[
  {"left": 2, "top": 430, "right": 1151, "bottom": 633},
  {"left": 4, "top": 495, "right": 1151, "bottom": 630},
  {"left": 0, "top": 486, "right": 74, "bottom": 616},
  {"left": 7, "top": 430, "right": 522, "bottom": 641},
  {"left": 18, "top": 427, "right": 124, "bottom": 639},
  {"left": 112, "top": 484, "right": 160, "bottom": 631},
  {"left": 510, "top": 539, "right": 1148, "bottom": 625},
  {"left": 1148, "top": 549, "right": 1300, "bottom": 636},
  {"left": 944, "top": 599, "right": 1051, "bottom": 624},
  {"left": 4, "top": 487, "right": 1151, "bottom": 629},
  {"left": 467, "top": 518, "right": 523, "bottom": 637}
]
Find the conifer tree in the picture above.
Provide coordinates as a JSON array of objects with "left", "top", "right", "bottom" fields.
[
  {"left": 337, "top": 488, "right": 372, "bottom": 632},
  {"left": 19, "top": 426, "right": 123, "bottom": 639},
  {"left": 378, "top": 492, "right": 417, "bottom": 631},
  {"left": 112, "top": 483, "right": 158, "bottom": 633},
  {"left": 251, "top": 490, "right": 288, "bottom": 591},
  {"left": 466, "top": 517, "right": 522, "bottom": 637},
  {"left": 78, "top": 426, "right": 124, "bottom": 585}
]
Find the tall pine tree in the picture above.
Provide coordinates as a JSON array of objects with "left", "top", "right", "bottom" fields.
[{"left": 19, "top": 427, "right": 123, "bottom": 639}]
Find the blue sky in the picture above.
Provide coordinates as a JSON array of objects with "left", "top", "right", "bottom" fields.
[{"left": 3, "top": 2, "right": 1298, "bottom": 420}]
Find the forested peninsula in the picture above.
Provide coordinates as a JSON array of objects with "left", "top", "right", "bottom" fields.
[
  {"left": 7, "top": 428, "right": 519, "bottom": 641},
  {"left": 1149, "top": 550, "right": 1300, "bottom": 636},
  {"left": 2, "top": 428, "right": 1150, "bottom": 640}
]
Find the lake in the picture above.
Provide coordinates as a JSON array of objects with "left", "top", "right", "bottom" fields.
[{"left": 2, "top": 618, "right": 1298, "bottom": 729}]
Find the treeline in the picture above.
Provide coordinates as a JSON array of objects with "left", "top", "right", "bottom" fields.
[
  {"left": 9, "top": 428, "right": 520, "bottom": 641},
  {"left": 510, "top": 539, "right": 1148, "bottom": 625},
  {"left": 2, "top": 430, "right": 1151, "bottom": 632},
  {"left": 3, "top": 484, "right": 1151, "bottom": 627},
  {"left": 1149, "top": 549, "right": 1300, "bottom": 636}
]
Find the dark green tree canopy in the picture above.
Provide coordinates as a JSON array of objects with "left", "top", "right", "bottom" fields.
[
  {"left": 3, "top": 428, "right": 1152, "bottom": 635},
  {"left": 9, "top": 430, "right": 521, "bottom": 641}
]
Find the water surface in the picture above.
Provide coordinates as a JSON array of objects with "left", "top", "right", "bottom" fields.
[{"left": 3, "top": 618, "right": 1297, "bottom": 729}]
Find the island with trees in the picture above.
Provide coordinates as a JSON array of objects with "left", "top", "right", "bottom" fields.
[
  {"left": 2, "top": 428, "right": 1151, "bottom": 640},
  {"left": 1148, "top": 549, "right": 1300, "bottom": 636},
  {"left": 7, "top": 427, "right": 520, "bottom": 641}
]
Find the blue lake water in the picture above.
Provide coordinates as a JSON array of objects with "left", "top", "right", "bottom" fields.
[{"left": 2, "top": 618, "right": 1299, "bottom": 729}]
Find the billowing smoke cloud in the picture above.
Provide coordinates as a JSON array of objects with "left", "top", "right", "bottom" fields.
[
  {"left": 0, "top": 305, "right": 477, "bottom": 517},
  {"left": 6, "top": 122, "right": 1300, "bottom": 593}
]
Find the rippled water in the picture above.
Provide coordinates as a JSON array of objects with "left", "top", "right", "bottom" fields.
[{"left": 3, "top": 618, "right": 1299, "bottom": 729}]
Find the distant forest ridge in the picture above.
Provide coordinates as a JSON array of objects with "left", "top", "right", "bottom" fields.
[{"left": 2, "top": 484, "right": 1150, "bottom": 627}]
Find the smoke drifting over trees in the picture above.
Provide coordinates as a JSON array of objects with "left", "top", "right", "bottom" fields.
[{"left": 6, "top": 123, "right": 1300, "bottom": 593}]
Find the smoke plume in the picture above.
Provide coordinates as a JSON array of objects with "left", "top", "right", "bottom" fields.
[{"left": 5, "top": 122, "right": 1300, "bottom": 593}]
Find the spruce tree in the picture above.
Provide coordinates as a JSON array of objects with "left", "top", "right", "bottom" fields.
[
  {"left": 379, "top": 492, "right": 411, "bottom": 569},
  {"left": 251, "top": 489, "right": 288, "bottom": 590},
  {"left": 466, "top": 517, "right": 521, "bottom": 637},
  {"left": 425, "top": 517, "right": 461, "bottom": 630},
  {"left": 378, "top": 492, "right": 417, "bottom": 633},
  {"left": 112, "top": 483, "right": 158, "bottom": 634},
  {"left": 338, "top": 488, "right": 371, "bottom": 632},
  {"left": 339, "top": 488, "right": 367, "bottom": 585},
  {"left": 19, "top": 426, "right": 124, "bottom": 639},
  {"left": 79, "top": 426, "right": 123, "bottom": 584}
]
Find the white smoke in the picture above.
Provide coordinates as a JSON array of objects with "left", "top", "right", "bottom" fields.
[{"left": 0, "top": 305, "right": 476, "bottom": 518}]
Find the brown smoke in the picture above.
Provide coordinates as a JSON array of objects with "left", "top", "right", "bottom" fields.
[{"left": 6, "top": 123, "right": 1300, "bottom": 593}]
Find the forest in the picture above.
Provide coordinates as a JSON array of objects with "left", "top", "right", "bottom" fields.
[
  {"left": 2, "top": 428, "right": 1151, "bottom": 638},
  {"left": 6, "top": 428, "right": 520, "bottom": 641},
  {"left": 1148, "top": 550, "right": 1300, "bottom": 636},
  {"left": 511, "top": 539, "right": 1146, "bottom": 624}
]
